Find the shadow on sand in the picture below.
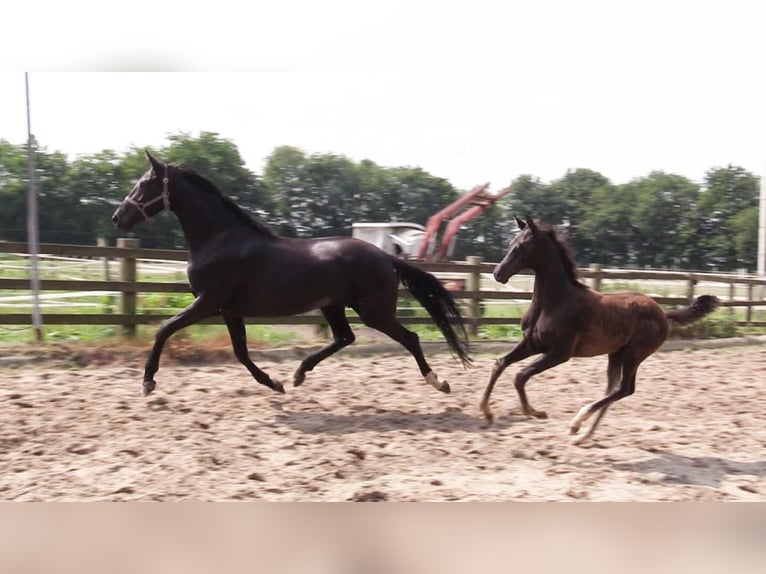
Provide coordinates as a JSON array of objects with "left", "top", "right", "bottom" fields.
[
  {"left": 613, "top": 450, "right": 766, "bottom": 488},
  {"left": 272, "top": 403, "right": 530, "bottom": 435}
]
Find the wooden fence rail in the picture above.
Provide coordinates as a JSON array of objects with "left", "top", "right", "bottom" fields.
[{"left": 2, "top": 241, "right": 766, "bottom": 335}]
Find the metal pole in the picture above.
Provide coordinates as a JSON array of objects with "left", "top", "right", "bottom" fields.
[
  {"left": 758, "top": 169, "right": 765, "bottom": 278},
  {"left": 757, "top": 168, "right": 766, "bottom": 314},
  {"left": 25, "top": 72, "right": 43, "bottom": 342}
]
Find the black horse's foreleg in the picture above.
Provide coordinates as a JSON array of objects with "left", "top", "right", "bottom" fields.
[
  {"left": 480, "top": 338, "right": 536, "bottom": 424},
  {"left": 142, "top": 296, "right": 217, "bottom": 396},
  {"left": 293, "top": 306, "right": 354, "bottom": 387},
  {"left": 224, "top": 315, "right": 285, "bottom": 394}
]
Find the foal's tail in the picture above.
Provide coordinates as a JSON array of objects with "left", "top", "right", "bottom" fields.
[
  {"left": 665, "top": 294, "right": 720, "bottom": 325},
  {"left": 393, "top": 259, "right": 472, "bottom": 367}
]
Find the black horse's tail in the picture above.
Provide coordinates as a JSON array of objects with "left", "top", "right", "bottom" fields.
[
  {"left": 665, "top": 295, "right": 720, "bottom": 325},
  {"left": 393, "top": 259, "right": 471, "bottom": 367}
]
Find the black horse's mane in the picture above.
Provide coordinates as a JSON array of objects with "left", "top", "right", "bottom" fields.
[
  {"left": 177, "top": 166, "right": 278, "bottom": 238},
  {"left": 538, "top": 222, "right": 587, "bottom": 289}
]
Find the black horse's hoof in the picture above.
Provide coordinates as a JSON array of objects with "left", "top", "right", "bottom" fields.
[
  {"left": 142, "top": 380, "right": 156, "bottom": 397},
  {"left": 293, "top": 372, "right": 305, "bottom": 387},
  {"left": 273, "top": 380, "right": 285, "bottom": 394},
  {"left": 439, "top": 381, "right": 451, "bottom": 394}
]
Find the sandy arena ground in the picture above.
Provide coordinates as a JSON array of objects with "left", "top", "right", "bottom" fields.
[{"left": 1, "top": 341, "right": 764, "bottom": 501}]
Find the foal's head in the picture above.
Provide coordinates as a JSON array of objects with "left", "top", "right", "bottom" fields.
[
  {"left": 112, "top": 151, "right": 170, "bottom": 232},
  {"left": 494, "top": 215, "right": 580, "bottom": 284}
]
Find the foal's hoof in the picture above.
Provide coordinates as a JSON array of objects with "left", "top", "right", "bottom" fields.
[
  {"left": 142, "top": 380, "right": 156, "bottom": 397},
  {"left": 439, "top": 381, "right": 451, "bottom": 394},
  {"left": 272, "top": 380, "right": 286, "bottom": 394},
  {"left": 509, "top": 407, "right": 548, "bottom": 420},
  {"left": 293, "top": 372, "right": 305, "bottom": 387},
  {"left": 479, "top": 403, "right": 494, "bottom": 426},
  {"left": 570, "top": 434, "right": 589, "bottom": 447}
]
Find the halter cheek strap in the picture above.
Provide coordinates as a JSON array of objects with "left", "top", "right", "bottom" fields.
[{"left": 126, "top": 169, "right": 171, "bottom": 221}]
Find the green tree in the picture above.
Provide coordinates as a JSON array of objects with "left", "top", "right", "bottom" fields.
[
  {"left": 264, "top": 147, "right": 460, "bottom": 239},
  {"left": 623, "top": 172, "right": 701, "bottom": 268},
  {"left": 506, "top": 174, "right": 565, "bottom": 225},
  {"left": 262, "top": 145, "right": 310, "bottom": 235},
  {"left": 263, "top": 146, "right": 361, "bottom": 237},
  {"left": 731, "top": 207, "right": 758, "bottom": 270},
  {"left": 31, "top": 147, "right": 80, "bottom": 244},
  {"left": 66, "top": 150, "right": 142, "bottom": 246},
  {"left": 379, "top": 166, "right": 458, "bottom": 226},
  {"left": 355, "top": 159, "right": 402, "bottom": 223},
  {"left": 577, "top": 184, "right": 636, "bottom": 266},
  {"left": 549, "top": 169, "right": 612, "bottom": 264},
  {"left": 699, "top": 165, "right": 759, "bottom": 270},
  {"left": 0, "top": 140, "right": 28, "bottom": 242}
]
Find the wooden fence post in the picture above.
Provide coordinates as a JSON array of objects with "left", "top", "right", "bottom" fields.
[
  {"left": 97, "top": 237, "right": 114, "bottom": 314},
  {"left": 117, "top": 237, "right": 139, "bottom": 336},
  {"left": 686, "top": 274, "right": 697, "bottom": 304},
  {"left": 590, "top": 264, "right": 602, "bottom": 291},
  {"left": 465, "top": 256, "right": 482, "bottom": 335}
]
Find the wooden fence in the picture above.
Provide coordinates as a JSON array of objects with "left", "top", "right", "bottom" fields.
[{"left": 2, "top": 240, "right": 766, "bottom": 336}]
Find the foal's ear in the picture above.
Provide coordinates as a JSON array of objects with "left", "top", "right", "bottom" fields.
[
  {"left": 144, "top": 149, "right": 165, "bottom": 173},
  {"left": 524, "top": 215, "right": 538, "bottom": 232},
  {"left": 514, "top": 215, "right": 526, "bottom": 230}
]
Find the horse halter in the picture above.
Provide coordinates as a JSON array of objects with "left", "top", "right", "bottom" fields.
[{"left": 125, "top": 166, "right": 171, "bottom": 221}]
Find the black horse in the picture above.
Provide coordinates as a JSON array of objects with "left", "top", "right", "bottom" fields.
[{"left": 112, "top": 152, "right": 470, "bottom": 397}]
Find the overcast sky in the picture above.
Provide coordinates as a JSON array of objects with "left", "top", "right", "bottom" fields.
[{"left": 2, "top": 0, "right": 765, "bottom": 191}]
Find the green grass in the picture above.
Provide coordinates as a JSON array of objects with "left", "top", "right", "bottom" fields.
[{"left": 0, "top": 322, "right": 309, "bottom": 347}]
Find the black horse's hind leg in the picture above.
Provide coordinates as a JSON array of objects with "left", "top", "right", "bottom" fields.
[
  {"left": 142, "top": 296, "right": 218, "bottom": 396},
  {"left": 479, "top": 337, "right": 537, "bottom": 424},
  {"left": 359, "top": 309, "right": 450, "bottom": 393},
  {"left": 293, "top": 306, "right": 355, "bottom": 387},
  {"left": 224, "top": 315, "right": 285, "bottom": 394}
]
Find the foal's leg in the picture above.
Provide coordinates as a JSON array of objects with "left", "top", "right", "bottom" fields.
[
  {"left": 569, "top": 355, "right": 641, "bottom": 438},
  {"left": 570, "top": 352, "right": 622, "bottom": 445},
  {"left": 479, "top": 338, "right": 536, "bottom": 424},
  {"left": 293, "top": 305, "right": 355, "bottom": 387},
  {"left": 142, "top": 296, "right": 218, "bottom": 396},
  {"left": 224, "top": 315, "right": 285, "bottom": 394},
  {"left": 512, "top": 351, "right": 572, "bottom": 420}
]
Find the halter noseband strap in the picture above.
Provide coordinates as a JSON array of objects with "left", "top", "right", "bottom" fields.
[{"left": 126, "top": 167, "right": 171, "bottom": 221}]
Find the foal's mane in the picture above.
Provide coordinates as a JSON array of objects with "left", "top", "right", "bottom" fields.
[
  {"left": 538, "top": 222, "right": 587, "bottom": 289},
  {"left": 177, "top": 166, "right": 278, "bottom": 238}
]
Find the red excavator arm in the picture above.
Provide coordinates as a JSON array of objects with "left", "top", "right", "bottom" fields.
[
  {"left": 419, "top": 184, "right": 513, "bottom": 262},
  {"left": 416, "top": 183, "right": 491, "bottom": 260}
]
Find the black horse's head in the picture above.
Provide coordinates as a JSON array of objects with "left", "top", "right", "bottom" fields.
[
  {"left": 493, "top": 215, "right": 540, "bottom": 283},
  {"left": 112, "top": 151, "right": 171, "bottom": 232}
]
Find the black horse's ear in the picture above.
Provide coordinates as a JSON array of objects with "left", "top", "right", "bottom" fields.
[
  {"left": 144, "top": 150, "right": 164, "bottom": 172},
  {"left": 514, "top": 215, "right": 526, "bottom": 230}
]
